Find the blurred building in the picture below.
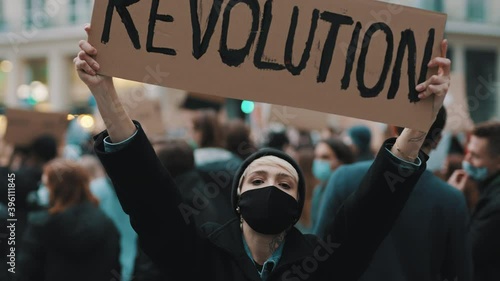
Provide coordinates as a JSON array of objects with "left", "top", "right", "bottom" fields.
[
  {"left": 395, "top": 0, "right": 500, "bottom": 123},
  {"left": 0, "top": 0, "right": 498, "bottom": 124}
]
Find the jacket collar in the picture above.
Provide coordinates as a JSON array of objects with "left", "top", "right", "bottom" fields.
[
  {"left": 207, "top": 219, "right": 313, "bottom": 280},
  {"left": 478, "top": 172, "right": 500, "bottom": 198}
]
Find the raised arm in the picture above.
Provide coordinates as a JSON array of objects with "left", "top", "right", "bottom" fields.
[
  {"left": 74, "top": 24, "right": 136, "bottom": 143},
  {"left": 74, "top": 25, "right": 206, "bottom": 274},
  {"left": 316, "top": 40, "right": 451, "bottom": 280},
  {"left": 391, "top": 39, "right": 450, "bottom": 164}
]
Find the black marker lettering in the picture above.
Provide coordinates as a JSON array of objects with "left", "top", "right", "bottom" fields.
[
  {"left": 190, "top": 0, "right": 224, "bottom": 59},
  {"left": 101, "top": 0, "right": 141, "bottom": 49},
  {"left": 317, "top": 12, "right": 353, "bottom": 83},
  {"left": 254, "top": 0, "right": 285, "bottom": 70},
  {"left": 356, "top": 22, "right": 394, "bottom": 98},
  {"left": 387, "top": 29, "right": 416, "bottom": 100},
  {"left": 284, "top": 7, "right": 320, "bottom": 76},
  {"left": 147, "top": 0, "right": 176, "bottom": 56},
  {"left": 340, "top": 22, "right": 362, "bottom": 89},
  {"left": 219, "top": 0, "right": 260, "bottom": 67},
  {"left": 413, "top": 28, "right": 435, "bottom": 102}
]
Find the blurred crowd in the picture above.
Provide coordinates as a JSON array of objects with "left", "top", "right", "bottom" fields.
[{"left": 1, "top": 106, "right": 499, "bottom": 281}]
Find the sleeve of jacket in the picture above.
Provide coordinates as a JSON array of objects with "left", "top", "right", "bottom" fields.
[
  {"left": 93, "top": 121, "right": 205, "bottom": 271},
  {"left": 442, "top": 189, "right": 473, "bottom": 281},
  {"left": 317, "top": 138, "right": 427, "bottom": 280},
  {"left": 468, "top": 204, "right": 500, "bottom": 266}
]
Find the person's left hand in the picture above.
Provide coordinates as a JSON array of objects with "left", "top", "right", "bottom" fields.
[{"left": 415, "top": 39, "right": 451, "bottom": 120}]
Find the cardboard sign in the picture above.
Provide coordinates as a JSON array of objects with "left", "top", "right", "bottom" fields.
[
  {"left": 124, "top": 99, "right": 166, "bottom": 137},
  {"left": 4, "top": 108, "right": 69, "bottom": 147},
  {"left": 89, "top": 0, "right": 447, "bottom": 131},
  {"left": 265, "top": 104, "right": 332, "bottom": 131}
]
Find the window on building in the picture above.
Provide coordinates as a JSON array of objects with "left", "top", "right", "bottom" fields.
[
  {"left": 419, "top": 0, "right": 444, "bottom": 12},
  {"left": 0, "top": 1, "right": 5, "bottom": 31},
  {"left": 69, "top": 0, "right": 93, "bottom": 25},
  {"left": 26, "top": 0, "right": 49, "bottom": 29},
  {"left": 466, "top": 50, "right": 498, "bottom": 123},
  {"left": 467, "top": 0, "right": 485, "bottom": 22}
]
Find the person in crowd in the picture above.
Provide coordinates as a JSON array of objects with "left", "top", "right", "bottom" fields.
[
  {"left": 448, "top": 121, "right": 500, "bottom": 281},
  {"left": 264, "top": 128, "right": 290, "bottom": 152},
  {"left": 75, "top": 24, "right": 450, "bottom": 280},
  {"left": 156, "top": 139, "right": 231, "bottom": 225},
  {"left": 344, "top": 125, "right": 374, "bottom": 162},
  {"left": 190, "top": 109, "right": 243, "bottom": 210},
  {"left": 0, "top": 174, "right": 11, "bottom": 281},
  {"left": 2, "top": 135, "right": 58, "bottom": 250},
  {"left": 16, "top": 159, "right": 120, "bottom": 281},
  {"left": 224, "top": 119, "right": 258, "bottom": 160},
  {"left": 80, "top": 155, "right": 138, "bottom": 281},
  {"left": 320, "top": 126, "right": 340, "bottom": 140},
  {"left": 294, "top": 147, "right": 318, "bottom": 234},
  {"left": 310, "top": 138, "right": 354, "bottom": 228},
  {"left": 313, "top": 107, "right": 473, "bottom": 281},
  {"left": 135, "top": 139, "right": 227, "bottom": 280}
]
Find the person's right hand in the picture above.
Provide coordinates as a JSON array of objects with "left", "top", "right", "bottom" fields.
[
  {"left": 74, "top": 24, "right": 112, "bottom": 91},
  {"left": 448, "top": 169, "right": 469, "bottom": 192}
]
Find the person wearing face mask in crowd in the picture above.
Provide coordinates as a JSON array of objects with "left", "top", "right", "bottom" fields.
[
  {"left": 313, "top": 107, "right": 472, "bottom": 281},
  {"left": 448, "top": 121, "right": 500, "bottom": 281},
  {"left": 344, "top": 125, "right": 374, "bottom": 162},
  {"left": 310, "top": 139, "right": 354, "bottom": 231},
  {"left": 74, "top": 24, "right": 451, "bottom": 280}
]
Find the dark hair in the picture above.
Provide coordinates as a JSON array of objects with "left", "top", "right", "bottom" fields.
[
  {"left": 44, "top": 159, "right": 98, "bottom": 214},
  {"left": 224, "top": 119, "right": 257, "bottom": 160},
  {"left": 192, "top": 110, "right": 224, "bottom": 148},
  {"left": 265, "top": 131, "right": 289, "bottom": 151},
  {"left": 156, "top": 140, "right": 195, "bottom": 178},
  {"left": 472, "top": 121, "right": 500, "bottom": 156},
  {"left": 296, "top": 147, "right": 317, "bottom": 227},
  {"left": 396, "top": 106, "right": 447, "bottom": 149},
  {"left": 31, "top": 134, "right": 58, "bottom": 163},
  {"left": 319, "top": 138, "right": 355, "bottom": 164}
]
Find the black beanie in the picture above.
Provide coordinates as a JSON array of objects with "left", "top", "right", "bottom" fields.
[{"left": 231, "top": 148, "right": 306, "bottom": 223}]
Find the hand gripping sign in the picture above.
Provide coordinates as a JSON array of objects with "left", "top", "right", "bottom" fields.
[{"left": 89, "top": 0, "right": 447, "bottom": 131}]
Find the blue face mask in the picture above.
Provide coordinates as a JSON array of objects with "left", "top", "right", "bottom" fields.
[
  {"left": 462, "top": 161, "right": 489, "bottom": 181},
  {"left": 313, "top": 159, "right": 333, "bottom": 182}
]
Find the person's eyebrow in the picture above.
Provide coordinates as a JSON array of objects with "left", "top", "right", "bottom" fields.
[
  {"left": 247, "top": 170, "right": 268, "bottom": 177},
  {"left": 277, "top": 173, "right": 297, "bottom": 183}
]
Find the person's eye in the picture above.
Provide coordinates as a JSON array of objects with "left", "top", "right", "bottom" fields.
[
  {"left": 252, "top": 179, "right": 264, "bottom": 185},
  {"left": 279, "top": 183, "right": 291, "bottom": 189}
]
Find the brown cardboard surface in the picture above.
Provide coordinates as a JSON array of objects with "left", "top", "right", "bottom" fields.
[
  {"left": 266, "top": 104, "right": 331, "bottom": 131},
  {"left": 4, "top": 108, "right": 69, "bottom": 147},
  {"left": 124, "top": 99, "right": 166, "bottom": 137},
  {"left": 89, "top": 0, "right": 447, "bottom": 131}
]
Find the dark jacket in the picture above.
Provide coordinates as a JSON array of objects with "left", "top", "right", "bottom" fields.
[
  {"left": 16, "top": 202, "right": 121, "bottom": 281},
  {"left": 470, "top": 172, "right": 500, "bottom": 281},
  {"left": 177, "top": 169, "right": 235, "bottom": 226},
  {"left": 133, "top": 169, "right": 216, "bottom": 281},
  {"left": 195, "top": 147, "right": 242, "bottom": 224},
  {"left": 0, "top": 166, "right": 43, "bottom": 252},
  {"left": 94, "top": 122, "right": 426, "bottom": 281},
  {"left": 313, "top": 161, "right": 473, "bottom": 281}
]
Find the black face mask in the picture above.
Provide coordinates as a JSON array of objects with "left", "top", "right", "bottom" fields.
[{"left": 238, "top": 186, "right": 299, "bottom": 235}]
